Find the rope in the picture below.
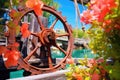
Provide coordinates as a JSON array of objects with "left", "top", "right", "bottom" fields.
[
  {"left": 74, "top": 0, "right": 85, "bottom": 31},
  {"left": 74, "top": 0, "right": 79, "bottom": 37},
  {"left": 10, "top": 0, "right": 13, "bottom": 9},
  {"left": 80, "top": 0, "right": 85, "bottom": 10}
]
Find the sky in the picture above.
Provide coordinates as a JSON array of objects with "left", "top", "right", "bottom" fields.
[
  {"left": 54, "top": 0, "right": 90, "bottom": 30},
  {"left": 1, "top": 0, "right": 90, "bottom": 30}
]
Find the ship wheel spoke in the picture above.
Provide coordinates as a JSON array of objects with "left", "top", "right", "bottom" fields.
[
  {"left": 24, "top": 43, "right": 41, "bottom": 62},
  {"left": 53, "top": 43, "right": 67, "bottom": 55},
  {"left": 50, "top": 18, "right": 58, "bottom": 29},
  {"left": 56, "top": 33, "right": 69, "bottom": 38},
  {"left": 31, "top": 32, "right": 38, "bottom": 37},
  {"left": 35, "top": 15, "right": 45, "bottom": 30},
  {"left": 47, "top": 47, "right": 53, "bottom": 68}
]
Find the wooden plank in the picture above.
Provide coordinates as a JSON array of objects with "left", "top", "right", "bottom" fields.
[{"left": 8, "top": 70, "right": 69, "bottom": 80}]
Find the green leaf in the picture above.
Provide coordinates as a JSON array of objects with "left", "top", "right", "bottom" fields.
[
  {"left": 7, "top": 21, "right": 16, "bottom": 29},
  {"left": 109, "top": 69, "right": 112, "bottom": 74},
  {"left": 16, "top": 26, "right": 20, "bottom": 35},
  {"left": 85, "top": 77, "right": 91, "bottom": 80},
  {"left": 111, "top": 14, "right": 118, "bottom": 18},
  {"left": 74, "top": 66, "right": 80, "bottom": 73}
]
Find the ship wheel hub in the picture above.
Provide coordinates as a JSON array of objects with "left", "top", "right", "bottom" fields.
[{"left": 39, "top": 29, "right": 55, "bottom": 45}]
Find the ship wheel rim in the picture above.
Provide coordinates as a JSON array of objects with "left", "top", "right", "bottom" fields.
[{"left": 15, "top": 4, "right": 73, "bottom": 72}]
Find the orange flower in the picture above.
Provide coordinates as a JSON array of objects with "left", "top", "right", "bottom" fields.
[
  {"left": 4, "top": 50, "right": 20, "bottom": 68},
  {"left": 26, "top": 0, "right": 43, "bottom": 16},
  {"left": 66, "top": 58, "right": 74, "bottom": 64},
  {"left": 33, "top": 4, "right": 43, "bottom": 16},
  {"left": 0, "top": 46, "right": 7, "bottom": 55},
  {"left": 20, "top": 23, "right": 30, "bottom": 38},
  {"left": 13, "top": 42, "right": 20, "bottom": 48},
  {"left": 73, "top": 73, "right": 83, "bottom": 80},
  {"left": 26, "top": 0, "right": 35, "bottom": 8}
]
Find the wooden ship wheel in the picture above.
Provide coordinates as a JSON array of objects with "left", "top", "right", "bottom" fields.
[{"left": 6, "top": 1, "right": 74, "bottom": 75}]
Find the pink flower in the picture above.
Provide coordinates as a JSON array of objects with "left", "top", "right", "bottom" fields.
[
  {"left": 96, "top": 57, "right": 104, "bottom": 63},
  {"left": 89, "top": 59, "right": 96, "bottom": 64},
  {"left": 81, "top": 10, "right": 97, "bottom": 24},
  {"left": 87, "top": 59, "right": 97, "bottom": 67},
  {"left": 81, "top": 0, "right": 117, "bottom": 24},
  {"left": 90, "top": 0, "right": 97, "bottom": 5}
]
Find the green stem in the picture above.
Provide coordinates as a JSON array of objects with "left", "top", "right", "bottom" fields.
[{"left": 117, "top": 0, "right": 120, "bottom": 14}]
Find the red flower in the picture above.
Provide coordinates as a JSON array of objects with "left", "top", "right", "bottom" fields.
[
  {"left": 102, "top": 20, "right": 112, "bottom": 29},
  {"left": 92, "top": 72, "right": 100, "bottom": 80},
  {"left": 105, "top": 28, "right": 112, "bottom": 33},
  {"left": 26, "top": 0, "right": 43, "bottom": 16},
  {"left": 93, "top": 0, "right": 116, "bottom": 22},
  {"left": 98, "top": 8, "right": 110, "bottom": 22},
  {"left": 20, "top": 23, "right": 30, "bottom": 38},
  {"left": 4, "top": 50, "right": 20, "bottom": 68},
  {"left": 105, "top": 0, "right": 117, "bottom": 9},
  {"left": 114, "top": 24, "right": 120, "bottom": 29}
]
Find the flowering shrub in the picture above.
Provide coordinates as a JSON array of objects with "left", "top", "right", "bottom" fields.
[
  {"left": 0, "top": 0, "right": 44, "bottom": 68},
  {"left": 81, "top": 0, "right": 120, "bottom": 34},
  {"left": 0, "top": 43, "right": 20, "bottom": 68},
  {"left": 81, "top": 0, "right": 120, "bottom": 62},
  {"left": 26, "top": 0, "right": 43, "bottom": 16},
  {"left": 65, "top": 58, "right": 108, "bottom": 80},
  {"left": 81, "top": 0, "right": 117, "bottom": 23},
  {"left": 66, "top": 0, "right": 120, "bottom": 80}
]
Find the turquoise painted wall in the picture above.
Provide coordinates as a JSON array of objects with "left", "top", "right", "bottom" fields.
[{"left": 52, "top": 49, "right": 96, "bottom": 58}]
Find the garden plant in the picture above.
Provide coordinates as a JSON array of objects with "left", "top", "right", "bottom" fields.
[{"left": 66, "top": 0, "right": 120, "bottom": 80}]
